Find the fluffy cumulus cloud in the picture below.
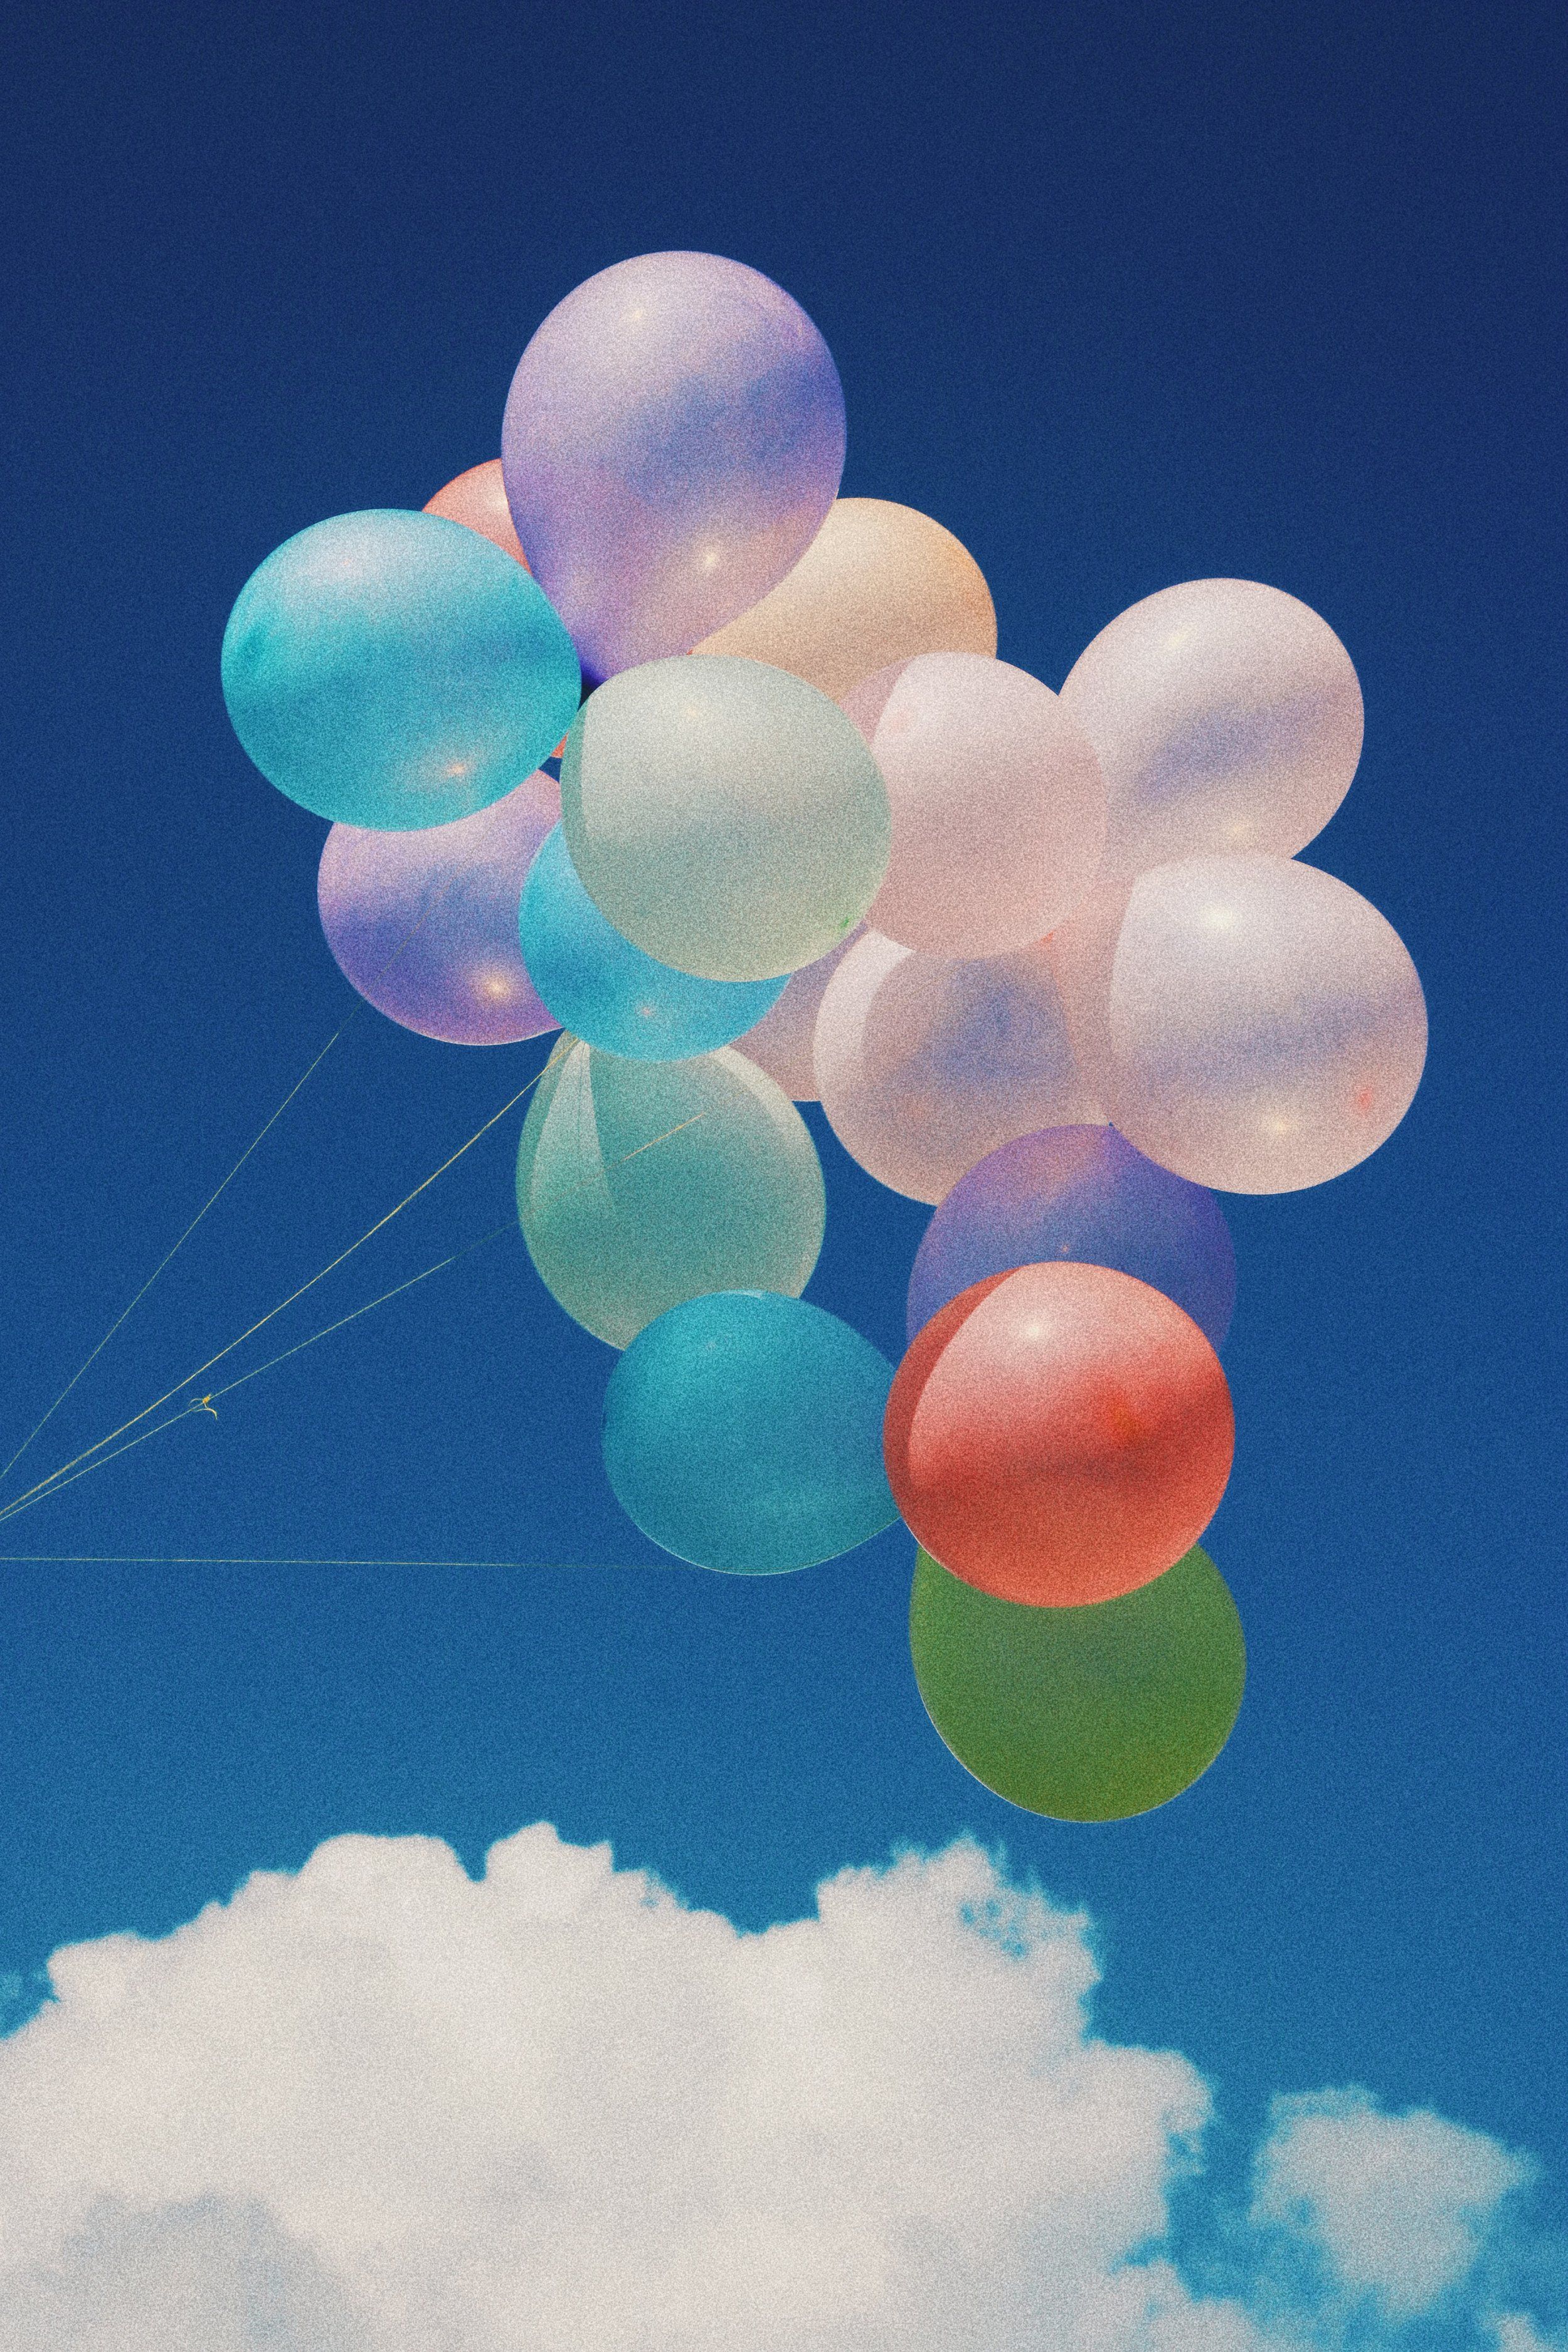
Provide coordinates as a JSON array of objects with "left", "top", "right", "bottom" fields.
[{"left": 0, "top": 1828, "right": 1552, "bottom": 2352}]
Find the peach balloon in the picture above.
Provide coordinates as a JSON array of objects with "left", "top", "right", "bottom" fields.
[
  {"left": 1059, "top": 578, "right": 1363, "bottom": 883},
  {"left": 815, "top": 930, "right": 1101, "bottom": 1203},
  {"left": 844, "top": 652, "right": 1104, "bottom": 956},
  {"left": 883, "top": 1262, "right": 1236, "bottom": 1607},
  {"left": 1049, "top": 854, "right": 1427, "bottom": 1193},
  {"left": 733, "top": 924, "right": 865, "bottom": 1100},
  {"left": 424, "top": 460, "right": 530, "bottom": 568},
  {"left": 692, "top": 497, "right": 996, "bottom": 701}
]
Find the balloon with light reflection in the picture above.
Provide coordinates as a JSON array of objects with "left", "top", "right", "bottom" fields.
[
  {"left": 502, "top": 251, "right": 845, "bottom": 682},
  {"left": 519, "top": 825, "right": 786, "bottom": 1061},
  {"left": 883, "top": 1261, "right": 1235, "bottom": 1607},
  {"left": 221, "top": 509, "right": 581, "bottom": 829},
  {"left": 317, "top": 770, "right": 560, "bottom": 1045},
  {"left": 603, "top": 1291, "right": 898, "bottom": 1572},
  {"left": 516, "top": 1040, "right": 825, "bottom": 1348}
]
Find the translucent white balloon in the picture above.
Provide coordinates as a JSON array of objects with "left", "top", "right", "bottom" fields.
[
  {"left": 561, "top": 654, "right": 890, "bottom": 982},
  {"left": 815, "top": 931, "right": 1102, "bottom": 1204},
  {"left": 1059, "top": 579, "right": 1364, "bottom": 883},
  {"left": 1049, "top": 854, "right": 1426, "bottom": 1193},
  {"left": 693, "top": 497, "right": 997, "bottom": 700},
  {"left": 844, "top": 652, "right": 1104, "bottom": 956},
  {"left": 733, "top": 924, "right": 865, "bottom": 1100}
]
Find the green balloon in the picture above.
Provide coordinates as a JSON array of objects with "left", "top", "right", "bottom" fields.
[
  {"left": 517, "top": 1038, "right": 826, "bottom": 1348},
  {"left": 909, "top": 1544, "right": 1245, "bottom": 1821}
]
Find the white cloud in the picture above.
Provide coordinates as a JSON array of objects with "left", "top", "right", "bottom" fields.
[
  {"left": 1250, "top": 2087, "right": 1534, "bottom": 2318},
  {"left": 0, "top": 1827, "right": 1549, "bottom": 2352}
]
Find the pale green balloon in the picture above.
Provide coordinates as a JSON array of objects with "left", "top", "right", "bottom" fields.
[
  {"left": 516, "top": 1038, "right": 827, "bottom": 1347},
  {"left": 560, "top": 655, "right": 891, "bottom": 982}
]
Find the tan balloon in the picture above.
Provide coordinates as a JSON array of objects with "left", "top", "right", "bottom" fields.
[{"left": 692, "top": 497, "right": 997, "bottom": 701}]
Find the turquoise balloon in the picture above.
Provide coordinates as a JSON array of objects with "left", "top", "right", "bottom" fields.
[
  {"left": 221, "top": 509, "right": 581, "bottom": 829},
  {"left": 517, "top": 1040, "right": 825, "bottom": 1347},
  {"left": 602, "top": 1291, "right": 898, "bottom": 1572},
  {"left": 519, "top": 825, "right": 786, "bottom": 1060}
]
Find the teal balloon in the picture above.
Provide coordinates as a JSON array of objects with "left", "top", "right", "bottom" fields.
[
  {"left": 221, "top": 509, "right": 581, "bottom": 829},
  {"left": 520, "top": 825, "right": 786, "bottom": 1061},
  {"left": 516, "top": 1040, "right": 825, "bottom": 1347},
  {"left": 602, "top": 1291, "right": 898, "bottom": 1572}
]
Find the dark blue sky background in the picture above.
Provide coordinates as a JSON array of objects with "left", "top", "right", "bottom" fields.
[{"left": 1, "top": 0, "right": 1562, "bottom": 2211}]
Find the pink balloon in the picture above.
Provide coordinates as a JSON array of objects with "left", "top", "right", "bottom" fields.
[
  {"left": 815, "top": 931, "right": 1101, "bottom": 1203},
  {"left": 733, "top": 925, "right": 866, "bottom": 1101},
  {"left": 844, "top": 653, "right": 1104, "bottom": 956},
  {"left": 318, "top": 771, "right": 561, "bottom": 1046}
]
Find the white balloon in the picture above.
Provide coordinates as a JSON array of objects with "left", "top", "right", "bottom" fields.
[
  {"left": 1048, "top": 854, "right": 1426, "bottom": 1193},
  {"left": 815, "top": 931, "right": 1102, "bottom": 1204},
  {"left": 1059, "top": 578, "right": 1364, "bottom": 883}
]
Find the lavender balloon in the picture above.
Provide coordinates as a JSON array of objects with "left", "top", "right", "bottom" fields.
[
  {"left": 906, "top": 1126, "right": 1236, "bottom": 1350},
  {"left": 317, "top": 771, "right": 561, "bottom": 1045},
  {"left": 502, "top": 252, "right": 846, "bottom": 683}
]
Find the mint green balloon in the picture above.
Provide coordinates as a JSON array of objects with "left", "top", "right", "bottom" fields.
[
  {"left": 560, "top": 654, "right": 891, "bottom": 982},
  {"left": 909, "top": 1544, "right": 1245, "bottom": 1821},
  {"left": 516, "top": 1039, "right": 825, "bottom": 1347}
]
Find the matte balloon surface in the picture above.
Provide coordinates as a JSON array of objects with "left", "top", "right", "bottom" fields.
[
  {"left": 519, "top": 825, "right": 785, "bottom": 1061},
  {"left": 603, "top": 1291, "right": 898, "bottom": 1572},
  {"left": 907, "top": 1125, "right": 1235, "bottom": 1347},
  {"left": 693, "top": 497, "right": 996, "bottom": 699},
  {"left": 1050, "top": 854, "right": 1428, "bottom": 1192},
  {"left": 423, "top": 460, "right": 529, "bottom": 566},
  {"left": 844, "top": 652, "right": 1105, "bottom": 955},
  {"left": 221, "top": 511, "right": 581, "bottom": 829},
  {"left": 318, "top": 771, "right": 560, "bottom": 1045},
  {"left": 815, "top": 931, "right": 1100, "bottom": 1203},
  {"left": 732, "top": 926, "right": 865, "bottom": 1100},
  {"left": 561, "top": 655, "right": 890, "bottom": 982},
  {"left": 909, "top": 1544, "right": 1245, "bottom": 1820},
  {"left": 884, "top": 1262, "right": 1234, "bottom": 1606},
  {"left": 502, "top": 252, "right": 845, "bottom": 682},
  {"left": 516, "top": 1041, "right": 824, "bottom": 1348},
  {"left": 1059, "top": 578, "right": 1364, "bottom": 882}
]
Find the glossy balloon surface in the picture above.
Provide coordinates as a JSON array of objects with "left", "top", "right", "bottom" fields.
[
  {"left": 884, "top": 1263, "right": 1234, "bottom": 1606},
  {"left": 732, "top": 926, "right": 864, "bottom": 1101},
  {"left": 844, "top": 652, "right": 1104, "bottom": 956},
  {"left": 318, "top": 771, "right": 559, "bottom": 1045},
  {"left": 909, "top": 1544, "right": 1245, "bottom": 1820},
  {"left": 603, "top": 1291, "right": 898, "bottom": 1572},
  {"left": 694, "top": 497, "right": 996, "bottom": 699},
  {"left": 561, "top": 655, "right": 889, "bottom": 982},
  {"left": 1059, "top": 578, "right": 1364, "bottom": 882},
  {"left": 423, "top": 460, "right": 529, "bottom": 566},
  {"left": 502, "top": 252, "right": 845, "bottom": 682},
  {"left": 520, "top": 825, "right": 785, "bottom": 1061},
  {"left": 221, "top": 511, "right": 581, "bottom": 829},
  {"left": 907, "top": 1125, "right": 1235, "bottom": 1348},
  {"left": 815, "top": 931, "right": 1099, "bottom": 1204},
  {"left": 516, "top": 1041, "right": 824, "bottom": 1348},
  {"left": 1051, "top": 854, "right": 1428, "bottom": 1193}
]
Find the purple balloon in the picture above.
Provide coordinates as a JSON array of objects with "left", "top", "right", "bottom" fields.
[
  {"left": 317, "top": 771, "right": 561, "bottom": 1045},
  {"left": 906, "top": 1126, "right": 1237, "bottom": 1349},
  {"left": 502, "top": 252, "right": 846, "bottom": 684}
]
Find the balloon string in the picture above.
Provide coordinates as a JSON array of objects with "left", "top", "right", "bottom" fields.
[
  {"left": 0, "top": 909, "right": 437, "bottom": 1494},
  {"left": 0, "top": 1066, "right": 544, "bottom": 1524}
]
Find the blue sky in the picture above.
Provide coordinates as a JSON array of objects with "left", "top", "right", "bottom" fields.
[{"left": 0, "top": 1, "right": 1563, "bottom": 2337}]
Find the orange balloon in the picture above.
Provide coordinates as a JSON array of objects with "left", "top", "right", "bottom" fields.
[
  {"left": 692, "top": 497, "right": 995, "bottom": 701},
  {"left": 424, "top": 460, "right": 530, "bottom": 569},
  {"left": 883, "top": 1262, "right": 1234, "bottom": 1607}
]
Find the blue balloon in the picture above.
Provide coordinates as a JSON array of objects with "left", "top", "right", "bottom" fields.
[
  {"left": 221, "top": 510, "right": 581, "bottom": 830},
  {"left": 520, "top": 826, "right": 786, "bottom": 1060},
  {"left": 602, "top": 1291, "right": 898, "bottom": 1572},
  {"left": 906, "top": 1125, "right": 1237, "bottom": 1348}
]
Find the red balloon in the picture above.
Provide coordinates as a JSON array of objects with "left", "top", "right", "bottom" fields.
[
  {"left": 883, "top": 1262, "right": 1234, "bottom": 1607},
  {"left": 424, "top": 460, "right": 531, "bottom": 569}
]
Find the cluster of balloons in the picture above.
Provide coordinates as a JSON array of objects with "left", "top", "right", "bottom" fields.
[{"left": 222, "top": 250, "right": 1427, "bottom": 1824}]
